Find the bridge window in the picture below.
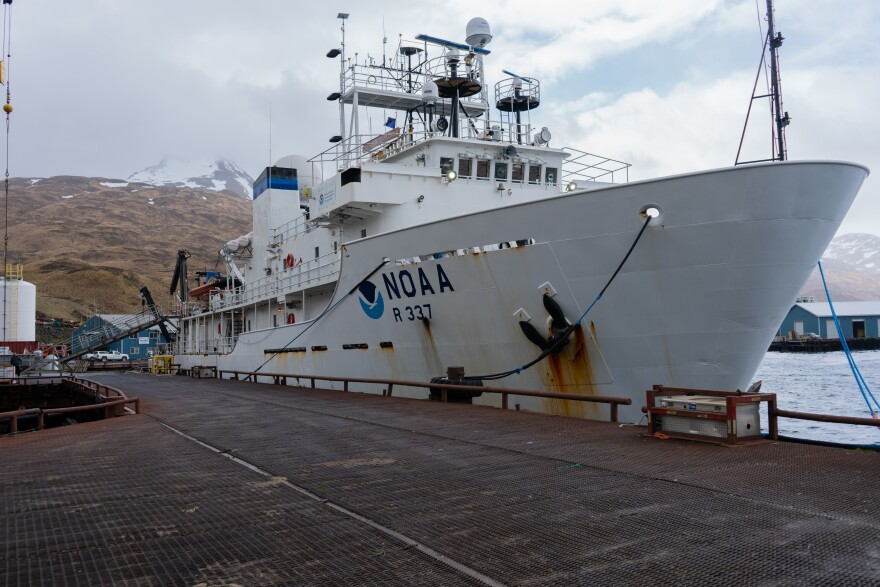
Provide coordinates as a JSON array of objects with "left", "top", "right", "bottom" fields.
[
  {"left": 528, "top": 164, "right": 541, "bottom": 184},
  {"left": 494, "top": 162, "right": 508, "bottom": 181},
  {"left": 476, "top": 160, "right": 490, "bottom": 180},
  {"left": 512, "top": 163, "right": 524, "bottom": 183},
  {"left": 458, "top": 158, "right": 472, "bottom": 179},
  {"left": 440, "top": 157, "right": 454, "bottom": 176},
  {"left": 545, "top": 167, "right": 558, "bottom": 186}
]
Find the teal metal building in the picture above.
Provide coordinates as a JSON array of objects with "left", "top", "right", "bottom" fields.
[{"left": 778, "top": 302, "right": 880, "bottom": 339}]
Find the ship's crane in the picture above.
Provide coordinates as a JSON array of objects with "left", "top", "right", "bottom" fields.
[{"left": 169, "top": 249, "right": 190, "bottom": 307}]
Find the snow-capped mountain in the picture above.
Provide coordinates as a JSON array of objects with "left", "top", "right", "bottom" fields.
[
  {"left": 821, "top": 233, "right": 880, "bottom": 273},
  {"left": 798, "top": 233, "right": 880, "bottom": 301},
  {"left": 128, "top": 158, "right": 254, "bottom": 199}
]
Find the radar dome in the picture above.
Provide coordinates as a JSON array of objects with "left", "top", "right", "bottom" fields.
[
  {"left": 274, "top": 154, "right": 322, "bottom": 188},
  {"left": 421, "top": 80, "right": 439, "bottom": 103},
  {"left": 465, "top": 17, "right": 492, "bottom": 47}
]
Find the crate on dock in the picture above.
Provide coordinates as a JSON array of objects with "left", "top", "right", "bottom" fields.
[{"left": 646, "top": 385, "right": 778, "bottom": 445}]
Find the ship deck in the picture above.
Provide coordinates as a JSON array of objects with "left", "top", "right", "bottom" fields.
[{"left": 2, "top": 372, "right": 878, "bottom": 586}]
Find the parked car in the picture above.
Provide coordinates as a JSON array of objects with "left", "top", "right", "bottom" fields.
[{"left": 84, "top": 350, "right": 129, "bottom": 361}]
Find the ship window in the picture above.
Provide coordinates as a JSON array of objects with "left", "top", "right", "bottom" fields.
[
  {"left": 247, "top": 319, "right": 251, "bottom": 332},
  {"left": 528, "top": 165, "right": 541, "bottom": 184},
  {"left": 440, "top": 157, "right": 454, "bottom": 176},
  {"left": 361, "top": 229, "right": 367, "bottom": 238},
  {"left": 494, "top": 162, "right": 508, "bottom": 180},
  {"left": 476, "top": 160, "right": 490, "bottom": 180},
  {"left": 333, "top": 241, "right": 338, "bottom": 252},
  {"left": 315, "top": 246, "right": 320, "bottom": 258},
  {"left": 273, "top": 314, "right": 277, "bottom": 328},
  {"left": 545, "top": 167, "right": 558, "bottom": 186},
  {"left": 512, "top": 163, "right": 524, "bottom": 182},
  {"left": 458, "top": 158, "right": 473, "bottom": 178}
]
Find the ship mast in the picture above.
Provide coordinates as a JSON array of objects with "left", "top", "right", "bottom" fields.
[
  {"left": 735, "top": 0, "right": 790, "bottom": 165},
  {"left": 766, "top": 0, "right": 789, "bottom": 161}
]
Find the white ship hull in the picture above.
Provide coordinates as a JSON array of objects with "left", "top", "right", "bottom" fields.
[{"left": 177, "top": 160, "right": 868, "bottom": 422}]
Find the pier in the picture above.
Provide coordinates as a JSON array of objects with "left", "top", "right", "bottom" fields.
[{"left": 2, "top": 373, "right": 879, "bottom": 585}]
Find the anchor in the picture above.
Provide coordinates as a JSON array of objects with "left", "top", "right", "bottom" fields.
[{"left": 519, "top": 294, "right": 572, "bottom": 354}]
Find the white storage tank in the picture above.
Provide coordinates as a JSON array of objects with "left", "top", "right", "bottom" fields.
[{"left": 0, "top": 278, "right": 36, "bottom": 342}]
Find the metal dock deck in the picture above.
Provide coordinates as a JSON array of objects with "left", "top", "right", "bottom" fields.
[{"left": 2, "top": 372, "right": 878, "bottom": 586}]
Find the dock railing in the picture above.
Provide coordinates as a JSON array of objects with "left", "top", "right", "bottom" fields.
[
  {"left": 0, "top": 376, "right": 140, "bottom": 434},
  {"left": 217, "top": 369, "right": 631, "bottom": 422},
  {"left": 646, "top": 385, "right": 880, "bottom": 443}
]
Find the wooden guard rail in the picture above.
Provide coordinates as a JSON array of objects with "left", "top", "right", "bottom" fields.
[
  {"left": 0, "top": 376, "right": 140, "bottom": 435},
  {"left": 218, "top": 369, "right": 631, "bottom": 422}
]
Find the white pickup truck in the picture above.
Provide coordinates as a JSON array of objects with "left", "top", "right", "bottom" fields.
[{"left": 83, "top": 350, "right": 129, "bottom": 361}]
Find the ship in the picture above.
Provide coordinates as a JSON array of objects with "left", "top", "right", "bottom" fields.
[{"left": 173, "top": 15, "right": 868, "bottom": 423}]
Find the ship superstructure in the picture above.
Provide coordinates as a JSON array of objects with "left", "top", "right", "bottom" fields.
[{"left": 175, "top": 16, "right": 868, "bottom": 422}]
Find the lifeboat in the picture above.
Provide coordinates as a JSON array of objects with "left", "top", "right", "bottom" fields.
[{"left": 188, "top": 276, "right": 242, "bottom": 300}]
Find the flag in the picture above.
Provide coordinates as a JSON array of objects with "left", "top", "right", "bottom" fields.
[{"left": 384, "top": 117, "right": 396, "bottom": 129}]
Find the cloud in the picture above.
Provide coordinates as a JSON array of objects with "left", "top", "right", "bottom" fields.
[{"left": 5, "top": 0, "right": 878, "bottom": 236}]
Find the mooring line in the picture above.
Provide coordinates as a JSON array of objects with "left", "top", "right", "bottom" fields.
[{"left": 150, "top": 415, "right": 508, "bottom": 587}]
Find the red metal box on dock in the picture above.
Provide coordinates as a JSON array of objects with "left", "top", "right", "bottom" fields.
[
  {"left": 657, "top": 395, "right": 760, "bottom": 439},
  {"left": 646, "top": 386, "right": 775, "bottom": 445}
]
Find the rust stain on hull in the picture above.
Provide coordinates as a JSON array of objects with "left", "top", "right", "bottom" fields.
[
  {"left": 538, "top": 327, "right": 601, "bottom": 419},
  {"left": 420, "top": 319, "right": 445, "bottom": 375}
]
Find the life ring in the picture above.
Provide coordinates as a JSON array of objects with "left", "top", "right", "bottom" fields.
[
  {"left": 285, "top": 252, "right": 295, "bottom": 269},
  {"left": 287, "top": 313, "right": 295, "bottom": 325}
]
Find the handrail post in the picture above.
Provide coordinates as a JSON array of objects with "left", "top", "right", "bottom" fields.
[
  {"left": 502, "top": 394, "right": 508, "bottom": 410},
  {"left": 38, "top": 411, "right": 44, "bottom": 430},
  {"left": 441, "top": 387, "right": 448, "bottom": 403},
  {"left": 610, "top": 403, "right": 618, "bottom": 423},
  {"left": 311, "top": 378, "right": 315, "bottom": 389},
  {"left": 387, "top": 383, "right": 393, "bottom": 397},
  {"left": 10, "top": 414, "right": 17, "bottom": 434},
  {"left": 768, "top": 396, "right": 778, "bottom": 440},
  {"left": 344, "top": 380, "right": 349, "bottom": 392}
]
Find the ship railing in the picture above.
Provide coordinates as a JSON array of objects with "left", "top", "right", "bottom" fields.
[
  {"left": 270, "top": 214, "right": 313, "bottom": 244},
  {"left": 341, "top": 53, "right": 486, "bottom": 107},
  {"left": 308, "top": 116, "right": 562, "bottom": 180},
  {"left": 561, "top": 146, "right": 631, "bottom": 184},
  {"left": 200, "top": 252, "right": 342, "bottom": 314},
  {"left": 178, "top": 336, "right": 236, "bottom": 355}
]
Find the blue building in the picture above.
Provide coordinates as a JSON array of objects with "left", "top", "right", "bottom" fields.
[
  {"left": 778, "top": 302, "right": 880, "bottom": 339},
  {"left": 72, "top": 314, "right": 171, "bottom": 359}
]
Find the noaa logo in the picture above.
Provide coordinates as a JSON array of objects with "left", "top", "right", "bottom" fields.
[
  {"left": 358, "top": 280, "right": 384, "bottom": 319},
  {"left": 319, "top": 194, "right": 324, "bottom": 205}
]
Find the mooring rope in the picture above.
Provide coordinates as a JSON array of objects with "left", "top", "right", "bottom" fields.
[
  {"left": 473, "top": 215, "right": 653, "bottom": 381},
  {"left": 817, "top": 260, "right": 880, "bottom": 418},
  {"left": 243, "top": 257, "right": 390, "bottom": 381}
]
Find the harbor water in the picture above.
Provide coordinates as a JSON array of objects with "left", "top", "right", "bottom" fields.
[{"left": 755, "top": 349, "right": 880, "bottom": 446}]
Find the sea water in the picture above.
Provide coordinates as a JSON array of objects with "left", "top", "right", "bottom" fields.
[{"left": 754, "top": 350, "right": 880, "bottom": 447}]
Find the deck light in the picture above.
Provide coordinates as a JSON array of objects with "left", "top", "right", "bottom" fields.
[
  {"left": 445, "top": 170, "right": 457, "bottom": 182},
  {"left": 566, "top": 181, "right": 577, "bottom": 192}
]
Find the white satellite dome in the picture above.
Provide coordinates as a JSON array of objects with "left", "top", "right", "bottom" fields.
[
  {"left": 421, "top": 80, "right": 439, "bottom": 104},
  {"left": 274, "top": 154, "right": 322, "bottom": 189},
  {"left": 465, "top": 17, "right": 492, "bottom": 47}
]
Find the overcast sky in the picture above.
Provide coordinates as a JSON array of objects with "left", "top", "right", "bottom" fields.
[{"left": 7, "top": 0, "right": 879, "bottom": 234}]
